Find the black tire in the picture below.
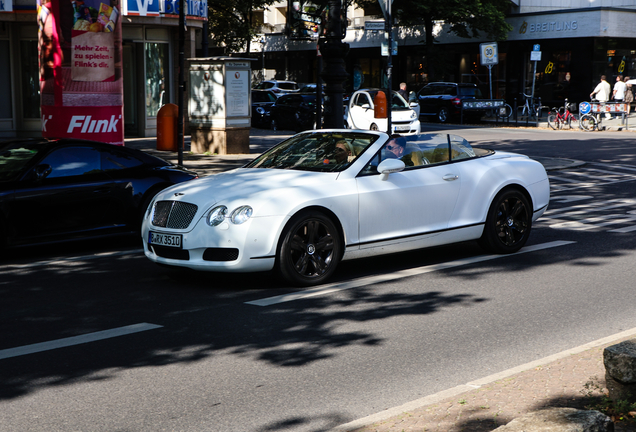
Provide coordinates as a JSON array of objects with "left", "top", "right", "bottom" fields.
[
  {"left": 277, "top": 211, "right": 342, "bottom": 286},
  {"left": 271, "top": 119, "right": 278, "bottom": 131},
  {"left": 579, "top": 114, "right": 597, "bottom": 131},
  {"left": 479, "top": 188, "right": 532, "bottom": 254},
  {"left": 370, "top": 123, "right": 379, "bottom": 131},
  {"left": 437, "top": 107, "right": 449, "bottom": 123},
  {"left": 547, "top": 113, "right": 559, "bottom": 130},
  {"left": 567, "top": 114, "right": 578, "bottom": 129}
]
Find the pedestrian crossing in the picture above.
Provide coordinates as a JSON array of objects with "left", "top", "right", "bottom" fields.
[
  {"left": 538, "top": 162, "right": 636, "bottom": 232},
  {"left": 549, "top": 162, "right": 636, "bottom": 192}
]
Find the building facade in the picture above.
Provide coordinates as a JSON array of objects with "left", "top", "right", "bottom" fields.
[
  {"left": 252, "top": 0, "right": 636, "bottom": 110},
  {"left": 0, "top": 0, "right": 206, "bottom": 139}
]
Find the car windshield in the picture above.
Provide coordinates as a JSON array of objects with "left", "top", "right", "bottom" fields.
[
  {"left": 245, "top": 131, "right": 379, "bottom": 172},
  {"left": 0, "top": 140, "right": 48, "bottom": 181},
  {"left": 366, "top": 90, "right": 410, "bottom": 110}
]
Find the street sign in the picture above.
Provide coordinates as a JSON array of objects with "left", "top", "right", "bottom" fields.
[
  {"left": 530, "top": 51, "right": 542, "bottom": 61},
  {"left": 381, "top": 39, "right": 397, "bottom": 56},
  {"left": 533, "top": 44, "right": 541, "bottom": 51},
  {"left": 480, "top": 42, "right": 498, "bottom": 66},
  {"left": 365, "top": 20, "right": 385, "bottom": 31}
]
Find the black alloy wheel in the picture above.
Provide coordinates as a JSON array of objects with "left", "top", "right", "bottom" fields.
[
  {"left": 278, "top": 211, "right": 342, "bottom": 286},
  {"left": 479, "top": 188, "right": 532, "bottom": 254}
]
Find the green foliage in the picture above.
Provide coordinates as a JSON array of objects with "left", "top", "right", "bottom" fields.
[
  {"left": 207, "top": 0, "right": 277, "bottom": 53},
  {"left": 582, "top": 378, "right": 636, "bottom": 424}
]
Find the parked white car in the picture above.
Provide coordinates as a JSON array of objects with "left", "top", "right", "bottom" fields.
[
  {"left": 346, "top": 88, "right": 420, "bottom": 135},
  {"left": 142, "top": 130, "right": 549, "bottom": 287}
]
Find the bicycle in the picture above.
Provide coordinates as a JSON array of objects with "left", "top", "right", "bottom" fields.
[
  {"left": 579, "top": 99, "right": 606, "bottom": 131},
  {"left": 547, "top": 99, "right": 578, "bottom": 130},
  {"left": 519, "top": 93, "right": 546, "bottom": 120}
]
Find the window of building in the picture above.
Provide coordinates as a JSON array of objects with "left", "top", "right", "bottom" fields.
[
  {"left": 20, "top": 40, "right": 40, "bottom": 119},
  {"left": 0, "top": 40, "right": 12, "bottom": 119},
  {"left": 145, "top": 42, "right": 169, "bottom": 118}
]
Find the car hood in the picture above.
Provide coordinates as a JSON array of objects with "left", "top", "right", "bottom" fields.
[{"left": 154, "top": 167, "right": 340, "bottom": 215}]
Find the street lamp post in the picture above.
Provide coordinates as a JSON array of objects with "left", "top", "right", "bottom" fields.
[{"left": 259, "top": 37, "right": 266, "bottom": 81}]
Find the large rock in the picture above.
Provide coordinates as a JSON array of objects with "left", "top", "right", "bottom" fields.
[
  {"left": 492, "top": 407, "right": 613, "bottom": 432},
  {"left": 604, "top": 339, "right": 636, "bottom": 402},
  {"left": 604, "top": 339, "right": 636, "bottom": 383}
]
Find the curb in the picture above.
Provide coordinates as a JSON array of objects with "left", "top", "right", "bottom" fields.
[{"left": 333, "top": 326, "right": 636, "bottom": 432}]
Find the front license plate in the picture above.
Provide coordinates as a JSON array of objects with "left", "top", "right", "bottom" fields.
[
  {"left": 395, "top": 125, "right": 410, "bottom": 131},
  {"left": 149, "top": 231, "right": 182, "bottom": 248}
]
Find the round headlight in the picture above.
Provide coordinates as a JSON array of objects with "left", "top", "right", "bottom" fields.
[
  {"left": 410, "top": 111, "right": 417, "bottom": 119},
  {"left": 207, "top": 205, "right": 228, "bottom": 226},
  {"left": 230, "top": 206, "right": 253, "bottom": 225},
  {"left": 256, "top": 107, "right": 265, "bottom": 115}
]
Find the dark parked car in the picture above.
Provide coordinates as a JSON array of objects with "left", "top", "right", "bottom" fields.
[
  {"left": 269, "top": 93, "right": 319, "bottom": 132},
  {"left": 251, "top": 89, "right": 277, "bottom": 128},
  {"left": 0, "top": 138, "right": 198, "bottom": 250},
  {"left": 253, "top": 80, "right": 299, "bottom": 96},
  {"left": 417, "top": 82, "right": 484, "bottom": 123}
]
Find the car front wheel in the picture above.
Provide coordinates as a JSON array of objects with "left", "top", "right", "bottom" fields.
[
  {"left": 370, "top": 123, "right": 379, "bottom": 131},
  {"left": 278, "top": 211, "right": 342, "bottom": 286},
  {"left": 479, "top": 188, "right": 532, "bottom": 254}
]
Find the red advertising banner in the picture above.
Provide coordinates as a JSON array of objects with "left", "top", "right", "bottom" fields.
[{"left": 38, "top": 0, "right": 124, "bottom": 145}]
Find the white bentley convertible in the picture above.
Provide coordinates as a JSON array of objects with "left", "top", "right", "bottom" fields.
[{"left": 142, "top": 131, "right": 549, "bottom": 286}]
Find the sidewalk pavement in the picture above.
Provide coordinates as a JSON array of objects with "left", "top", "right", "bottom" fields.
[
  {"left": 124, "top": 128, "right": 584, "bottom": 177},
  {"left": 127, "top": 130, "right": 635, "bottom": 432},
  {"left": 340, "top": 329, "right": 636, "bottom": 432}
]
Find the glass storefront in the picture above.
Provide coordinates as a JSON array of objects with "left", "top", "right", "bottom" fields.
[
  {"left": 0, "top": 40, "right": 11, "bottom": 119},
  {"left": 145, "top": 42, "right": 169, "bottom": 118},
  {"left": 20, "top": 40, "right": 40, "bottom": 119}
]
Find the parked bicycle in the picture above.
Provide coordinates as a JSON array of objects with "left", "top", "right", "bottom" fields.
[
  {"left": 579, "top": 99, "right": 604, "bottom": 131},
  {"left": 519, "top": 93, "right": 547, "bottom": 120},
  {"left": 547, "top": 99, "right": 578, "bottom": 129}
]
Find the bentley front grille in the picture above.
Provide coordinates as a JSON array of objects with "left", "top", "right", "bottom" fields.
[{"left": 152, "top": 201, "right": 198, "bottom": 229}]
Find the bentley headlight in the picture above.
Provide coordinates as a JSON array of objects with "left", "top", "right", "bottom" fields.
[
  {"left": 207, "top": 205, "right": 228, "bottom": 226},
  {"left": 230, "top": 206, "right": 253, "bottom": 225}
]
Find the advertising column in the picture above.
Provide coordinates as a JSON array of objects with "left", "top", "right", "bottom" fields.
[{"left": 38, "top": 0, "right": 123, "bottom": 145}]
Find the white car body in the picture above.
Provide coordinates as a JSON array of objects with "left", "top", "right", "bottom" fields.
[
  {"left": 142, "top": 130, "right": 549, "bottom": 286},
  {"left": 346, "top": 88, "right": 421, "bottom": 135}
]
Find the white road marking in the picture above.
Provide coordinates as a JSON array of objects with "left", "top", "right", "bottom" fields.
[
  {"left": 0, "top": 323, "right": 163, "bottom": 360},
  {"left": 246, "top": 241, "right": 575, "bottom": 307}
]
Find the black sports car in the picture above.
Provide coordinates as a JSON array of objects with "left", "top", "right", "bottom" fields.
[{"left": 0, "top": 138, "right": 198, "bottom": 250}]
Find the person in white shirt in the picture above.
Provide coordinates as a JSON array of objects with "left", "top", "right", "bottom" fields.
[
  {"left": 591, "top": 75, "right": 611, "bottom": 119},
  {"left": 613, "top": 75, "right": 626, "bottom": 101}
]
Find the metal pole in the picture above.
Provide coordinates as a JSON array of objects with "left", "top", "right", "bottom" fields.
[
  {"left": 488, "top": 65, "right": 493, "bottom": 99},
  {"left": 176, "top": 0, "right": 186, "bottom": 166},
  {"left": 531, "top": 60, "right": 537, "bottom": 116},
  {"left": 386, "top": 0, "right": 392, "bottom": 134},
  {"left": 316, "top": 45, "right": 323, "bottom": 129}
]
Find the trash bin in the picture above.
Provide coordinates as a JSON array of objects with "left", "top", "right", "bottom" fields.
[{"left": 157, "top": 103, "right": 179, "bottom": 151}]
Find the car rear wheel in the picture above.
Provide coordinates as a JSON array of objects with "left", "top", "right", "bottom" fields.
[
  {"left": 437, "top": 107, "right": 449, "bottom": 123},
  {"left": 278, "top": 211, "right": 342, "bottom": 286},
  {"left": 479, "top": 188, "right": 532, "bottom": 254}
]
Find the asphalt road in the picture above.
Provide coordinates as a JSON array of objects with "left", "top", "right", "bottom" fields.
[{"left": 1, "top": 126, "right": 636, "bottom": 432}]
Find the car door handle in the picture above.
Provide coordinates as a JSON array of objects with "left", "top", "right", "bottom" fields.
[{"left": 443, "top": 174, "right": 459, "bottom": 181}]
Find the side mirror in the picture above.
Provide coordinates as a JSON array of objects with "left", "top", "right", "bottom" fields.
[
  {"left": 34, "top": 164, "right": 52, "bottom": 180},
  {"left": 377, "top": 158, "right": 405, "bottom": 181},
  {"left": 361, "top": 103, "right": 371, "bottom": 110},
  {"left": 409, "top": 102, "right": 419, "bottom": 108}
]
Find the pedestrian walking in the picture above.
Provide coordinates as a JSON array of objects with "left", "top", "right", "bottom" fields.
[
  {"left": 397, "top": 82, "right": 408, "bottom": 100},
  {"left": 624, "top": 76, "right": 633, "bottom": 116},
  {"left": 591, "top": 75, "right": 611, "bottom": 119}
]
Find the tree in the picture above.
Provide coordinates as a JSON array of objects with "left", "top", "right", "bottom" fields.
[
  {"left": 354, "top": 0, "right": 512, "bottom": 80},
  {"left": 207, "top": 0, "right": 277, "bottom": 54}
]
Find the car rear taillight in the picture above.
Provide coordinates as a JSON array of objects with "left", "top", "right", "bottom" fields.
[{"left": 451, "top": 97, "right": 461, "bottom": 106}]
